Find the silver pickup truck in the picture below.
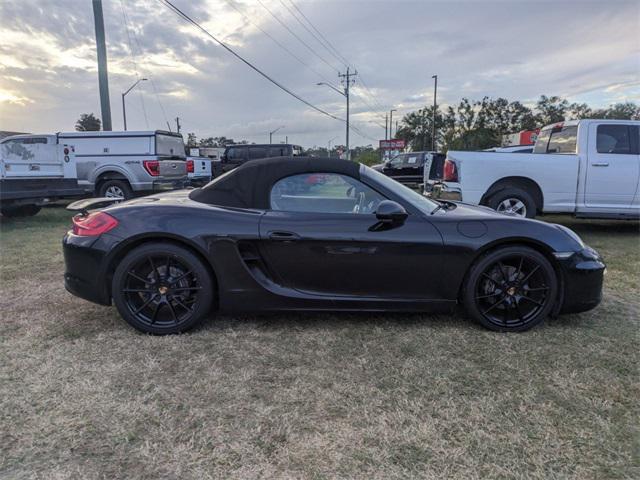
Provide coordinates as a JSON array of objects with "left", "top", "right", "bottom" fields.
[{"left": 53, "top": 130, "right": 187, "bottom": 199}]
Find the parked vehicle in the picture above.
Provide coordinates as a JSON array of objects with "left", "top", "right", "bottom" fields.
[
  {"left": 372, "top": 151, "right": 445, "bottom": 188},
  {"left": 57, "top": 130, "right": 188, "bottom": 199},
  {"left": 427, "top": 119, "right": 640, "bottom": 219},
  {"left": 186, "top": 156, "right": 212, "bottom": 187},
  {"left": 0, "top": 134, "right": 84, "bottom": 217},
  {"left": 63, "top": 157, "right": 604, "bottom": 334},
  {"left": 221, "top": 143, "right": 303, "bottom": 173}
]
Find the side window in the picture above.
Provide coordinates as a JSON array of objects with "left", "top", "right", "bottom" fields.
[
  {"left": 597, "top": 125, "right": 631, "bottom": 154},
  {"left": 269, "top": 146, "right": 285, "bottom": 157},
  {"left": 547, "top": 126, "right": 578, "bottom": 153},
  {"left": 388, "top": 154, "right": 404, "bottom": 167},
  {"left": 404, "top": 154, "right": 420, "bottom": 166},
  {"left": 270, "top": 173, "right": 386, "bottom": 214},
  {"left": 249, "top": 147, "right": 267, "bottom": 159},
  {"left": 226, "top": 147, "right": 247, "bottom": 162}
]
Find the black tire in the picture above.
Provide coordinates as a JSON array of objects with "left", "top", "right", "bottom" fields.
[
  {"left": 487, "top": 187, "right": 536, "bottom": 218},
  {"left": 0, "top": 204, "right": 42, "bottom": 217},
  {"left": 462, "top": 246, "right": 558, "bottom": 332},
  {"left": 112, "top": 242, "right": 214, "bottom": 334},
  {"left": 97, "top": 179, "right": 133, "bottom": 200}
]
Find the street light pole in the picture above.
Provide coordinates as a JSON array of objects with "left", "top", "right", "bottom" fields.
[
  {"left": 269, "top": 125, "right": 285, "bottom": 144},
  {"left": 327, "top": 136, "right": 338, "bottom": 158},
  {"left": 121, "top": 78, "right": 147, "bottom": 131},
  {"left": 432, "top": 74, "right": 438, "bottom": 151},
  {"left": 389, "top": 109, "right": 396, "bottom": 139}
]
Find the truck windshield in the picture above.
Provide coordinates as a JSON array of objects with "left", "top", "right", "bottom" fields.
[{"left": 156, "top": 134, "right": 186, "bottom": 158}]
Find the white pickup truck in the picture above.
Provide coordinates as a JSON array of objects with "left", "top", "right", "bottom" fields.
[{"left": 429, "top": 119, "right": 640, "bottom": 219}]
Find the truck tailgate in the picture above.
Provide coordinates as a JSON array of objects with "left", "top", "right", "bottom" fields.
[{"left": 159, "top": 159, "right": 187, "bottom": 178}]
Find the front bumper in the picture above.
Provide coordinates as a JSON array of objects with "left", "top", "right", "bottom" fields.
[
  {"left": 556, "top": 247, "right": 605, "bottom": 314},
  {"left": 426, "top": 182, "right": 462, "bottom": 202}
]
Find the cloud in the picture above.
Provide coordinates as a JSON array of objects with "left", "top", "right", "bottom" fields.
[{"left": 0, "top": 0, "right": 638, "bottom": 145}]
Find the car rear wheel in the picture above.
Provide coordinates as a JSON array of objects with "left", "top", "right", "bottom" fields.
[
  {"left": 463, "top": 246, "right": 558, "bottom": 332},
  {"left": 488, "top": 188, "right": 536, "bottom": 218},
  {"left": 97, "top": 179, "right": 133, "bottom": 200},
  {"left": 112, "top": 243, "right": 214, "bottom": 334}
]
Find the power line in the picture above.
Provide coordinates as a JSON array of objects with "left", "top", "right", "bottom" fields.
[
  {"left": 120, "top": 0, "right": 149, "bottom": 128},
  {"left": 158, "top": 0, "right": 345, "bottom": 124},
  {"left": 122, "top": 0, "right": 170, "bottom": 129},
  {"left": 255, "top": 0, "right": 339, "bottom": 75},
  {"left": 285, "top": 0, "right": 351, "bottom": 69},
  {"left": 224, "top": 0, "right": 339, "bottom": 89},
  {"left": 278, "top": 0, "right": 344, "bottom": 71},
  {"left": 282, "top": 0, "right": 388, "bottom": 116}
]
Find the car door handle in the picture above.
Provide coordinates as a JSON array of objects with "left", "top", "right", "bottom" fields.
[
  {"left": 591, "top": 162, "right": 609, "bottom": 167},
  {"left": 268, "top": 231, "right": 301, "bottom": 241}
]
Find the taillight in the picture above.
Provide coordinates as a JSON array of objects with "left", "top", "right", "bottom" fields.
[
  {"left": 186, "top": 159, "right": 194, "bottom": 173},
  {"left": 72, "top": 212, "right": 118, "bottom": 236},
  {"left": 143, "top": 160, "right": 160, "bottom": 176},
  {"left": 443, "top": 159, "right": 458, "bottom": 182}
]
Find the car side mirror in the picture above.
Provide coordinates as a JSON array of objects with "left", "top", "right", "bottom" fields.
[{"left": 375, "top": 200, "right": 408, "bottom": 224}]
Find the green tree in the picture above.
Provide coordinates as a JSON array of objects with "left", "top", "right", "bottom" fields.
[
  {"left": 593, "top": 102, "right": 640, "bottom": 120},
  {"left": 535, "top": 95, "right": 569, "bottom": 125},
  {"left": 75, "top": 113, "right": 101, "bottom": 131}
]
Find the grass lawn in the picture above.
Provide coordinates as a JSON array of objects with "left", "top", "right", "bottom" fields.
[{"left": 1, "top": 206, "right": 638, "bottom": 479}]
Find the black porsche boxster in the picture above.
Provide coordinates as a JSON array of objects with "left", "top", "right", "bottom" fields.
[{"left": 63, "top": 157, "right": 604, "bottom": 334}]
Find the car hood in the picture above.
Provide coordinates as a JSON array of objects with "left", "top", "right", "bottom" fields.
[{"left": 371, "top": 163, "right": 385, "bottom": 171}]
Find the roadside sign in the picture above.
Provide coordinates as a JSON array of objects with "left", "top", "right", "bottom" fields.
[{"left": 379, "top": 139, "right": 405, "bottom": 150}]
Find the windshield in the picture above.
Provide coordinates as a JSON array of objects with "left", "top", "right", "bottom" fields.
[{"left": 360, "top": 164, "right": 438, "bottom": 215}]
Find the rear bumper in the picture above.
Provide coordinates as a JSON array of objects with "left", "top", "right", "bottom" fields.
[
  {"left": 187, "top": 175, "right": 212, "bottom": 187},
  {"left": 557, "top": 247, "right": 605, "bottom": 314},
  {"left": 63, "top": 231, "right": 119, "bottom": 305}
]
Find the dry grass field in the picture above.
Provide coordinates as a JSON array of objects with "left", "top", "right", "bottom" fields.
[{"left": 1, "top": 206, "right": 638, "bottom": 479}]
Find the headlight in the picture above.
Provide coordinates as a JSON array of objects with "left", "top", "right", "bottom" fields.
[{"left": 554, "top": 224, "right": 585, "bottom": 250}]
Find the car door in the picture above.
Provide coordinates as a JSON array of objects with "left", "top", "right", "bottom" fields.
[
  {"left": 258, "top": 172, "right": 443, "bottom": 299},
  {"left": 585, "top": 123, "right": 639, "bottom": 209}
]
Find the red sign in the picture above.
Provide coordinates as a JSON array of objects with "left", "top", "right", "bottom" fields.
[{"left": 379, "top": 139, "right": 405, "bottom": 150}]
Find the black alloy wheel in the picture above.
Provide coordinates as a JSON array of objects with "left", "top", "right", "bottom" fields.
[
  {"left": 463, "top": 246, "right": 557, "bottom": 332},
  {"left": 112, "top": 243, "right": 214, "bottom": 334}
]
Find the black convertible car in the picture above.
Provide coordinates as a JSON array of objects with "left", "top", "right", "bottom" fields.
[{"left": 63, "top": 157, "right": 604, "bottom": 334}]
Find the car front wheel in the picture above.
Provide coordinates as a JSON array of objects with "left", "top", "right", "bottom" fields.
[
  {"left": 463, "top": 246, "right": 558, "bottom": 332},
  {"left": 112, "top": 242, "right": 214, "bottom": 334}
]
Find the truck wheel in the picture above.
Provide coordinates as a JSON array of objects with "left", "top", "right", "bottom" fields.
[
  {"left": 1, "top": 204, "right": 42, "bottom": 217},
  {"left": 488, "top": 188, "right": 536, "bottom": 218},
  {"left": 97, "top": 179, "right": 133, "bottom": 200}
]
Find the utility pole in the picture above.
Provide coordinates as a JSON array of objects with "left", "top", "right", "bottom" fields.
[
  {"left": 338, "top": 67, "right": 357, "bottom": 160},
  {"left": 92, "top": 0, "right": 112, "bottom": 130},
  {"left": 389, "top": 109, "right": 396, "bottom": 139},
  {"left": 432, "top": 74, "right": 438, "bottom": 151},
  {"left": 395, "top": 120, "right": 398, "bottom": 138},
  {"left": 175, "top": 117, "right": 181, "bottom": 134}
]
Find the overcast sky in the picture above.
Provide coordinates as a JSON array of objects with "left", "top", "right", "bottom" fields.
[{"left": 0, "top": 0, "right": 638, "bottom": 147}]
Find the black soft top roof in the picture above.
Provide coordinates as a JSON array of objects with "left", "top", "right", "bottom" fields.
[{"left": 189, "top": 156, "right": 360, "bottom": 209}]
